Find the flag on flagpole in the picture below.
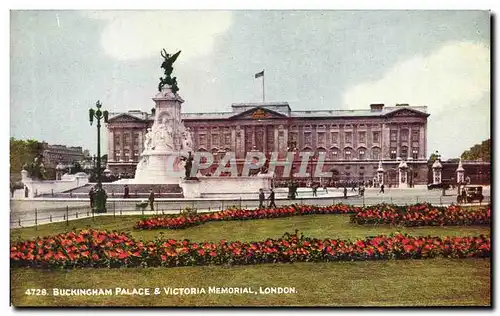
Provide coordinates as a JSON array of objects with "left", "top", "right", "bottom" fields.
[{"left": 255, "top": 70, "right": 264, "bottom": 79}]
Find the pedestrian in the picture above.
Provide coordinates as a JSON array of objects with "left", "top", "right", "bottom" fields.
[
  {"left": 312, "top": 184, "right": 317, "bottom": 197},
  {"left": 323, "top": 184, "right": 328, "bottom": 194},
  {"left": 343, "top": 186, "right": 347, "bottom": 199},
  {"left": 379, "top": 184, "right": 385, "bottom": 194},
  {"left": 24, "top": 186, "right": 29, "bottom": 198},
  {"left": 351, "top": 183, "right": 356, "bottom": 191},
  {"left": 10, "top": 184, "right": 15, "bottom": 198},
  {"left": 268, "top": 188, "right": 277, "bottom": 208},
  {"left": 124, "top": 185, "right": 130, "bottom": 198},
  {"left": 89, "top": 187, "right": 95, "bottom": 209},
  {"left": 148, "top": 189, "right": 155, "bottom": 212},
  {"left": 258, "top": 188, "right": 265, "bottom": 208}
]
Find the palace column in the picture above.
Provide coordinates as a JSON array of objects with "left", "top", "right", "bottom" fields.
[
  {"left": 108, "top": 128, "right": 114, "bottom": 162},
  {"left": 419, "top": 123, "right": 426, "bottom": 160},
  {"left": 137, "top": 129, "right": 143, "bottom": 159},
  {"left": 120, "top": 130, "right": 124, "bottom": 162},
  {"left": 381, "top": 123, "right": 391, "bottom": 160}
]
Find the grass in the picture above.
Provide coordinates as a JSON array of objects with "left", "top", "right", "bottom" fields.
[
  {"left": 10, "top": 211, "right": 491, "bottom": 307},
  {"left": 10, "top": 214, "right": 490, "bottom": 242},
  {"left": 11, "top": 259, "right": 490, "bottom": 307}
]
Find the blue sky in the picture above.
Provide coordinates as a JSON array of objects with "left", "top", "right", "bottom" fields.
[{"left": 10, "top": 10, "right": 490, "bottom": 158}]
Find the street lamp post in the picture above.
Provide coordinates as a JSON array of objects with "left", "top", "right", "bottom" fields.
[{"left": 89, "top": 100, "right": 109, "bottom": 213}]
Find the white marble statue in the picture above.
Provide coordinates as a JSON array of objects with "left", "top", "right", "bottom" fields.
[
  {"left": 153, "top": 116, "right": 174, "bottom": 150},
  {"left": 136, "top": 155, "right": 149, "bottom": 172},
  {"left": 144, "top": 128, "right": 154, "bottom": 151},
  {"left": 182, "top": 127, "right": 193, "bottom": 152}
]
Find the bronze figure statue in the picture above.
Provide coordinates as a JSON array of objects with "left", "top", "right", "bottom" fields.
[{"left": 158, "top": 49, "right": 181, "bottom": 93}]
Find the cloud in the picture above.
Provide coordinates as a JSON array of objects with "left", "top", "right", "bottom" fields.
[
  {"left": 85, "top": 11, "right": 233, "bottom": 61},
  {"left": 342, "top": 41, "right": 490, "bottom": 158}
]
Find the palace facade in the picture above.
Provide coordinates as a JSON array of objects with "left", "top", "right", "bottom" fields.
[
  {"left": 41, "top": 142, "right": 85, "bottom": 169},
  {"left": 106, "top": 102, "right": 429, "bottom": 186}
]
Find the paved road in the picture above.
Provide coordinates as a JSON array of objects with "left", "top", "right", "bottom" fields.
[{"left": 10, "top": 186, "right": 490, "bottom": 229}]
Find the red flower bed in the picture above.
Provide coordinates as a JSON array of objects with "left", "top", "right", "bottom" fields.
[
  {"left": 135, "top": 204, "right": 360, "bottom": 230},
  {"left": 350, "top": 203, "right": 490, "bottom": 226},
  {"left": 10, "top": 229, "right": 490, "bottom": 269}
]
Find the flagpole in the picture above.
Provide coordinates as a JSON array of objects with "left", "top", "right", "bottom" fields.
[{"left": 262, "top": 70, "right": 265, "bottom": 102}]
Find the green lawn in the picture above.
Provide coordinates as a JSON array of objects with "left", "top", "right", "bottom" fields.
[
  {"left": 10, "top": 213, "right": 491, "bottom": 307},
  {"left": 10, "top": 214, "right": 490, "bottom": 242},
  {"left": 11, "top": 259, "right": 490, "bottom": 307}
]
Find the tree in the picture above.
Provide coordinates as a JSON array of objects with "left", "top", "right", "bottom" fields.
[
  {"left": 10, "top": 138, "right": 42, "bottom": 175},
  {"left": 461, "top": 139, "right": 490, "bottom": 161},
  {"left": 428, "top": 152, "right": 440, "bottom": 162}
]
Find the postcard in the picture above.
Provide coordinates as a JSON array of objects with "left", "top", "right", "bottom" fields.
[{"left": 9, "top": 10, "right": 491, "bottom": 307}]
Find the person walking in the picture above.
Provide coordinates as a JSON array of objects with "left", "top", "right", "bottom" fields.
[
  {"left": 89, "top": 187, "right": 95, "bottom": 209},
  {"left": 379, "top": 184, "right": 385, "bottom": 194},
  {"left": 258, "top": 188, "right": 265, "bottom": 209},
  {"left": 148, "top": 189, "right": 155, "bottom": 212},
  {"left": 10, "top": 184, "right": 15, "bottom": 198},
  {"left": 268, "top": 188, "right": 277, "bottom": 208},
  {"left": 124, "top": 185, "right": 130, "bottom": 198},
  {"left": 312, "top": 184, "right": 318, "bottom": 197},
  {"left": 343, "top": 186, "right": 347, "bottom": 199}
]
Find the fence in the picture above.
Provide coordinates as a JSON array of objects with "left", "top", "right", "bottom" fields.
[{"left": 10, "top": 192, "right": 491, "bottom": 230}]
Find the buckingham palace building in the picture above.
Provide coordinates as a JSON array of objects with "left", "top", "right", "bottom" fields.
[{"left": 106, "top": 102, "right": 430, "bottom": 186}]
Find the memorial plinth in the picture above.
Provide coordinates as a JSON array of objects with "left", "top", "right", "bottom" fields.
[{"left": 132, "top": 85, "right": 192, "bottom": 185}]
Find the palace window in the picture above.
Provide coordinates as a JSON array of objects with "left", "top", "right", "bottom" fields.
[
  {"left": 345, "top": 132, "right": 352, "bottom": 144},
  {"left": 133, "top": 133, "right": 140, "bottom": 145},
  {"left": 224, "top": 133, "right": 231, "bottom": 145},
  {"left": 331, "top": 149, "right": 339, "bottom": 160},
  {"left": 412, "top": 148, "right": 419, "bottom": 160},
  {"left": 412, "top": 129, "right": 420, "bottom": 141},
  {"left": 211, "top": 134, "right": 219, "bottom": 147},
  {"left": 199, "top": 134, "right": 207, "bottom": 146},
  {"left": 123, "top": 134, "right": 130, "bottom": 145},
  {"left": 114, "top": 150, "right": 120, "bottom": 161},
  {"left": 344, "top": 148, "right": 352, "bottom": 160},
  {"left": 390, "top": 131, "right": 397, "bottom": 141},
  {"left": 390, "top": 148, "right": 397, "bottom": 160},
  {"left": 133, "top": 150, "right": 139, "bottom": 160},
  {"left": 331, "top": 132, "right": 338, "bottom": 144},
  {"left": 358, "top": 148, "right": 366, "bottom": 160},
  {"left": 371, "top": 147, "right": 381, "bottom": 160},
  {"left": 304, "top": 132, "right": 312, "bottom": 145},
  {"left": 124, "top": 149, "right": 130, "bottom": 161},
  {"left": 401, "top": 130, "right": 409, "bottom": 142},
  {"left": 372, "top": 131, "right": 380, "bottom": 143},
  {"left": 358, "top": 131, "right": 366, "bottom": 144},
  {"left": 317, "top": 132, "right": 325, "bottom": 146},
  {"left": 114, "top": 135, "right": 121, "bottom": 146},
  {"left": 401, "top": 146, "right": 408, "bottom": 159}
]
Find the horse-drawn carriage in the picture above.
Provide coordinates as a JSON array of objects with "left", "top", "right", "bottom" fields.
[{"left": 457, "top": 186, "right": 484, "bottom": 204}]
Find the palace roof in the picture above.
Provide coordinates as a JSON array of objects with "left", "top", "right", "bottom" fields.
[{"left": 107, "top": 104, "right": 428, "bottom": 122}]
